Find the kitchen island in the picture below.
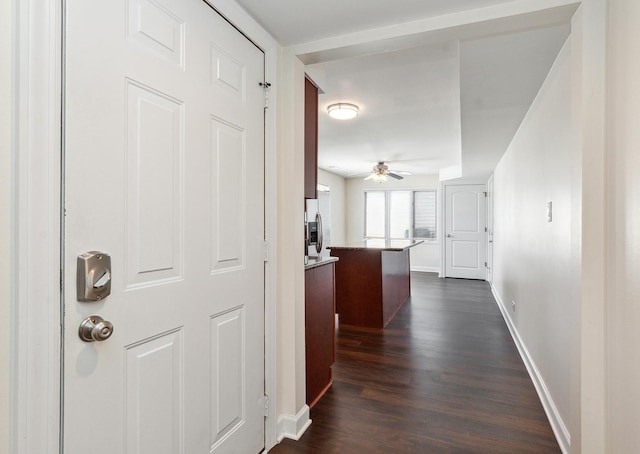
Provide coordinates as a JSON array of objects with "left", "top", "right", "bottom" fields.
[{"left": 328, "top": 239, "right": 422, "bottom": 329}]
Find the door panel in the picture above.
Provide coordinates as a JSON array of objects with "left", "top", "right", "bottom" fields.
[
  {"left": 451, "top": 191, "right": 479, "bottom": 232},
  {"left": 64, "top": 0, "right": 265, "bottom": 452},
  {"left": 128, "top": 0, "right": 185, "bottom": 67},
  {"left": 125, "top": 329, "right": 184, "bottom": 453},
  {"left": 210, "top": 308, "right": 244, "bottom": 447},
  {"left": 125, "top": 80, "right": 184, "bottom": 287},
  {"left": 451, "top": 240, "right": 480, "bottom": 268},
  {"left": 445, "top": 185, "right": 487, "bottom": 279},
  {"left": 210, "top": 118, "right": 245, "bottom": 271}
]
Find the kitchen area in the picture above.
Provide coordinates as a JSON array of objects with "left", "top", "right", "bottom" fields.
[{"left": 303, "top": 76, "right": 421, "bottom": 408}]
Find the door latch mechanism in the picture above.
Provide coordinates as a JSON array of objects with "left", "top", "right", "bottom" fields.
[{"left": 77, "top": 251, "right": 112, "bottom": 302}]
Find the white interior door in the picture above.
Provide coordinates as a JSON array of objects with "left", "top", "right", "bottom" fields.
[
  {"left": 63, "top": 0, "right": 265, "bottom": 452},
  {"left": 445, "top": 184, "right": 487, "bottom": 279}
]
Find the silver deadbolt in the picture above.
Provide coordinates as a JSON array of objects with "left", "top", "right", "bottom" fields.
[
  {"left": 79, "top": 315, "right": 114, "bottom": 342},
  {"left": 77, "top": 251, "right": 111, "bottom": 302}
]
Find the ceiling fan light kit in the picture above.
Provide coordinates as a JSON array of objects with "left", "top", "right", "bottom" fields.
[
  {"left": 372, "top": 173, "right": 387, "bottom": 183},
  {"left": 327, "top": 103, "right": 359, "bottom": 120}
]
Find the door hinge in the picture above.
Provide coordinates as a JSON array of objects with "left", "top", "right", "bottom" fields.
[
  {"left": 263, "top": 240, "right": 269, "bottom": 262},
  {"left": 263, "top": 394, "right": 270, "bottom": 417},
  {"left": 485, "top": 262, "right": 488, "bottom": 268},
  {"left": 484, "top": 227, "right": 488, "bottom": 232},
  {"left": 483, "top": 191, "right": 488, "bottom": 197},
  {"left": 260, "top": 82, "right": 271, "bottom": 109}
]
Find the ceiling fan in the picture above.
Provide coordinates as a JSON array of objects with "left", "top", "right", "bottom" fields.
[{"left": 351, "top": 162, "right": 412, "bottom": 181}]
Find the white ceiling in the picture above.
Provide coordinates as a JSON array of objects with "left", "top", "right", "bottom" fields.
[
  {"left": 311, "top": 42, "right": 462, "bottom": 178},
  {"left": 235, "top": 0, "right": 520, "bottom": 46},
  {"left": 235, "top": 0, "right": 576, "bottom": 180}
]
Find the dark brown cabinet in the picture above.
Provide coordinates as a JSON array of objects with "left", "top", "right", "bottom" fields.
[
  {"left": 305, "top": 261, "right": 336, "bottom": 408},
  {"left": 304, "top": 77, "right": 318, "bottom": 199}
]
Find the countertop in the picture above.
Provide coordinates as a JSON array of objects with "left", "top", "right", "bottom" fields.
[
  {"left": 305, "top": 256, "right": 339, "bottom": 270},
  {"left": 327, "top": 239, "right": 423, "bottom": 252}
]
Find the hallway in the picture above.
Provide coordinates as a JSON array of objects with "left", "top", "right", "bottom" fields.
[{"left": 271, "top": 272, "right": 560, "bottom": 453}]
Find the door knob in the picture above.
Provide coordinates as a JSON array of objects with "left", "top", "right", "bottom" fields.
[
  {"left": 79, "top": 315, "right": 114, "bottom": 342},
  {"left": 446, "top": 234, "right": 452, "bottom": 238}
]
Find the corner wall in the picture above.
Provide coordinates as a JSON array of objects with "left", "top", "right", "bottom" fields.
[
  {"left": 491, "top": 39, "right": 575, "bottom": 451},
  {"left": 275, "top": 47, "right": 310, "bottom": 438},
  {"left": 606, "top": 0, "right": 640, "bottom": 451},
  {"left": 1, "top": 0, "right": 11, "bottom": 449},
  {"left": 572, "top": 2, "right": 607, "bottom": 451}
]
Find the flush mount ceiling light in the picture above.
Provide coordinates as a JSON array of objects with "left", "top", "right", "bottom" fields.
[{"left": 327, "top": 103, "right": 359, "bottom": 120}]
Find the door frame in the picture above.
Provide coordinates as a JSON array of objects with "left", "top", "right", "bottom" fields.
[
  {"left": 11, "top": 0, "right": 279, "bottom": 452},
  {"left": 486, "top": 174, "right": 494, "bottom": 284}
]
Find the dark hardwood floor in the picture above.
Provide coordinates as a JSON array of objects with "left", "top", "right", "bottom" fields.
[{"left": 269, "top": 272, "right": 560, "bottom": 453}]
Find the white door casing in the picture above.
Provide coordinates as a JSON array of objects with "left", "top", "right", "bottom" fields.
[
  {"left": 487, "top": 175, "right": 494, "bottom": 283},
  {"left": 444, "top": 184, "right": 487, "bottom": 280},
  {"left": 64, "top": 0, "right": 265, "bottom": 452}
]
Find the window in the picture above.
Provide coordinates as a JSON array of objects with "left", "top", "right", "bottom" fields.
[
  {"left": 364, "top": 191, "right": 385, "bottom": 238},
  {"left": 413, "top": 191, "right": 437, "bottom": 239},
  {"left": 389, "top": 191, "right": 412, "bottom": 239},
  {"left": 364, "top": 190, "right": 437, "bottom": 240}
]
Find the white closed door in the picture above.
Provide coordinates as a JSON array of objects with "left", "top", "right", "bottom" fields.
[
  {"left": 445, "top": 184, "right": 487, "bottom": 279},
  {"left": 64, "top": 0, "right": 265, "bottom": 452}
]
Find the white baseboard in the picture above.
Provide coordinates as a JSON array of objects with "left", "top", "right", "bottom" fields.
[
  {"left": 410, "top": 266, "right": 440, "bottom": 274},
  {"left": 276, "top": 405, "right": 311, "bottom": 443},
  {"left": 490, "top": 285, "right": 570, "bottom": 454}
]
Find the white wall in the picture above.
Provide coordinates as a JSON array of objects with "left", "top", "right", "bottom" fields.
[
  {"left": 345, "top": 174, "right": 441, "bottom": 272},
  {"left": 276, "top": 47, "right": 309, "bottom": 434},
  {"left": 317, "top": 169, "right": 346, "bottom": 247},
  {"left": 606, "top": 0, "right": 640, "bottom": 451},
  {"left": 572, "top": 3, "right": 607, "bottom": 451},
  {"left": 1, "top": 0, "right": 11, "bottom": 449},
  {"left": 492, "top": 39, "right": 575, "bottom": 450}
]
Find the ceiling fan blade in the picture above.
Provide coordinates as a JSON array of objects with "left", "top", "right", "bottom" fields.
[
  {"left": 388, "top": 169, "right": 412, "bottom": 176},
  {"left": 387, "top": 172, "right": 404, "bottom": 180},
  {"left": 364, "top": 174, "right": 375, "bottom": 181}
]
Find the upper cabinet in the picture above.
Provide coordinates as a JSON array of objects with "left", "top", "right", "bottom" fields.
[{"left": 304, "top": 76, "right": 318, "bottom": 199}]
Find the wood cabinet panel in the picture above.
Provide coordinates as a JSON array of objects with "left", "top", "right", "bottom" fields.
[
  {"left": 304, "top": 77, "right": 318, "bottom": 199},
  {"left": 332, "top": 249, "right": 383, "bottom": 327},
  {"left": 381, "top": 250, "right": 411, "bottom": 324},
  {"left": 305, "top": 262, "right": 335, "bottom": 407},
  {"left": 330, "top": 248, "right": 411, "bottom": 329}
]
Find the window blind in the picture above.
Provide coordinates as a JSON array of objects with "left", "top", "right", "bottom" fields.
[{"left": 413, "top": 190, "right": 436, "bottom": 239}]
